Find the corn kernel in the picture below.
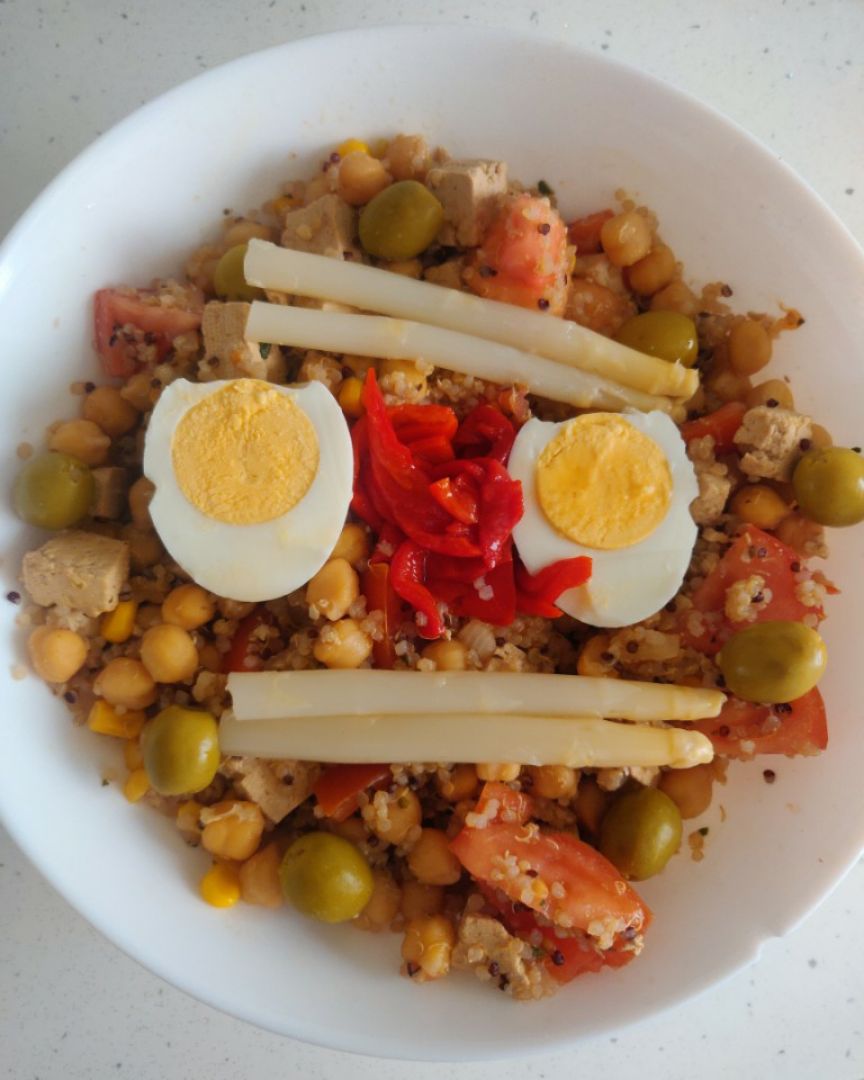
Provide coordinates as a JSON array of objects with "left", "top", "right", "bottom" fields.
[
  {"left": 124, "top": 767, "right": 150, "bottom": 803},
  {"left": 338, "top": 138, "right": 369, "bottom": 158},
  {"left": 200, "top": 862, "right": 241, "bottom": 908},
  {"left": 123, "top": 738, "right": 144, "bottom": 770},
  {"left": 100, "top": 600, "right": 138, "bottom": 644},
  {"left": 338, "top": 376, "right": 365, "bottom": 419},
  {"left": 87, "top": 700, "right": 147, "bottom": 739}
]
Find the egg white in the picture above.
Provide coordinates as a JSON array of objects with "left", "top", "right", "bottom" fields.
[
  {"left": 508, "top": 411, "right": 699, "bottom": 628},
  {"left": 143, "top": 379, "right": 353, "bottom": 602}
]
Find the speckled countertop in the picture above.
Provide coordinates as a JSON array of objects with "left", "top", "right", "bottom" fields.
[{"left": 1, "top": 2, "right": 863, "bottom": 1077}]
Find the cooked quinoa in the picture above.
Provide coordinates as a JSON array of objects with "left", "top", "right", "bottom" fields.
[{"left": 13, "top": 131, "right": 852, "bottom": 1001}]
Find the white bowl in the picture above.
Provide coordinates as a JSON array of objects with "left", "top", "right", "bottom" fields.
[{"left": 1, "top": 24, "right": 863, "bottom": 1062}]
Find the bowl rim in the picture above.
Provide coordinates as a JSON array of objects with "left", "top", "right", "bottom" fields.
[{"left": 2, "top": 21, "right": 864, "bottom": 1063}]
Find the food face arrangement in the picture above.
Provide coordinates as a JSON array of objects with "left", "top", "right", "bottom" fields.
[{"left": 12, "top": 134, "right": 864, "bottom": 999}]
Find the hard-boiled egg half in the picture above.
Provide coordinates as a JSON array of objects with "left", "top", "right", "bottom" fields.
[
  {"left": 508, "top": 411, "right": 698, "bottom": 627},
  {"left": 143, "top": 378, "right": 353, "bottom": 601}
]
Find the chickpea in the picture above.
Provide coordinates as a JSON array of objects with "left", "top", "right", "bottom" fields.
[
  {"left": 201, "top": 800, "right": 265, "bottom": 862},
  {"left": 575, "top": 776, "right": 611, "bottom": 835},
  {"left": 384, "top": 134, "right": 430, "bottom": 181},
  {"left": 120, "top": 371, "right": 160, "bottom": 412},
  {"left": 313, "top": 618, "right": 372, "bottom": 669},
  {"left": 162, "top": 584, "right": 215, "bottom": 630},
  {"left": 600, "top": 209, "right": 653, "bottom": 268},
  {"left": 386, "top": 259, "right": 423, "bottom": 279},
  {"left": 223, "top": 218, "right": 272, "bottom": 247},
  {"left": 354, "top": 869, "right": 401, "bottom": 931},
  {"left": 82, "top": 386, "right": 139, "bottom": 439},
  {"left": 775, "top": 512, "right": 826, "bottom": 556},
  {"left": 400, "top": 880, "right": 444, "bottom": 919},
  {"left": 128, "top": 477, "right": 155, "bottom": 529},
  {"left": 306, "top": 558, "right": 360, "bottom": 621},
  {"left": 649, "top": 280, "right": 697, "bottom": 316},
  {"left": 730, "top": 484, "right": 791, "bottom": 529},
  {"left": 48, "top": 419, "right": 110, "bottom": 466},
  {"left": 140, "top": 623, "right": 199, "bottom": 683},
  {"left": 123, "top": 526, "right": 163, "bottom": 570},
  {"left": 436, "top": 764, "right": 478, "bottom": 802},
  {"left": 658, "top": 764, "right": 714, "bottom": 819},
  {"left": 407, "top": 829, "right": 462, "bottom": 886},
  {"left": 402, "top": 914, "right": 456, "bottom": 980},
  {"left": 728, "top": 318, "right": 773, "bottom": 376},
  {"left": 337, "top": 152, "right": 392, "bottom": 207},
  {"left": 364, "top": 786, "right": 421, "bottom": 845},
  {"left": 330, "top": 522, "right": 370, "bottom": 567},
  {"left": 94, "top": 657, "right": 157, "bottom": 709},
  {"left": 809, "top": 423, "right": 833, "bottom": 450},
  {"left": 706, "top": 368, "right": 752, "bottom": 404},
  {"left": 576, "top": 634, "right": 618, "bottom": 678},
  {"left": 476, "top": 763, "right": 521, "bottom": 782},
  {"left": 421, "top": 639, "right": 468, "bottom": 671},
  {"left": 528, "top": 764, "right": 579, "bottom": 801},
  {"left": 27, "top": 625, "right": 87, "bottom": 683},
  {"left": 746, "top": 379, "right": 794, "bottom": 411},
  {"left": 239, "top": 843, "right": 284, "bottom": 908},
  {"left": 627, "top": 244, "right": 676, "bottom": 296}
]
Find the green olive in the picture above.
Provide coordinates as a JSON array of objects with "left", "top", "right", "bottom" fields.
[
  {"left": 279, "top": 832, "right": 373, "bottom": 923},
  {"left": 793, "top": 447, "right": 864, "bottom": 527},
  {"left": 359, "top": 180, "right": 444, "bottom": 260},
  {"left": 718, "top": 620, "right": 827, "bottom": 704},
  {"left": 599, "top": 787, "right": 682, "bottom": 881},
  {"left": 142, "top": 705, "right": 220, "bottom": 796},
  {"left": 213, "top": 243, "right": 261, "bottom": 302},
  {"left": 614, "top": 310, "right": 699, "bottom": 367},
  {"left": 14, "top": 451, "right": 94, "bottom": 529}
]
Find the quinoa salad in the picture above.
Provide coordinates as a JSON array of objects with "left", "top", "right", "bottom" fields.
[{"left": 11, "top": 133, "right": 864, "bottom": 1000}]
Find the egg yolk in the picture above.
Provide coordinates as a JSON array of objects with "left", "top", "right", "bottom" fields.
[
  {"left": 536, "top": 413, "right": 672, "bottom": 550},
  {"left": 172, "top": 380, "right": 319, "bottom": 525}
]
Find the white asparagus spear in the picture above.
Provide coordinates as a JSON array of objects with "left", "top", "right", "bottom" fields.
[
  {"left": 227, "top": 670, "right": 725, "bottom": 724},
  {"left": 218, "top": 710, "right": 713, "bottom": 769},
  {"left": 245, "top": 302, "right": 673, "bottom": 413},
  {"left": 244, "top": 239, "right": 698, "bottom": 399}
]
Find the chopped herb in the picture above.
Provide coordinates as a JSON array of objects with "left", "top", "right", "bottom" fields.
[
  {"left": 698, "top": 826, "right": 709, "bottom": 837},
  {"left": 259, "top": 342, "right": 272, "bottom": 359},
  {"left": 101, "top": 778, "right": 110, "bottom": 787},
  {"left": 537, "top": 179, "right": 554, "bottom": 196}
]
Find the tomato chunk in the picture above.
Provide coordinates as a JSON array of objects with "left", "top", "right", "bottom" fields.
[
  {"left": 683, "top": 526, "right": 825, "bottom": 654},
  {"left": 450, "top": 815, "right": 649, "bottom": 944},
  {"left": 566, "top": 209, "right": 614, "bottom": 254},
  {"left": 312, "top": 763, "right": 391, "bottom": 821},
  {"left": 680, "top": 402, "right": 747, "bottom": 453},
  {"left": 465, "top": 194, "right": 568, "bottom": 315},
  {"left": 690, "top": 687, "right": 827, "bottom": 759},
  {"left": 94, "top": 286, "right": 202, "bottom": 377}
]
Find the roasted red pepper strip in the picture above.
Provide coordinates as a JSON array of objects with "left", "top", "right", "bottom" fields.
[
  {"left": 515, "top": 557, "right": 593, "bottom": 617},
  {"left": 428, "top": 476, "right": 480, "bottom": 525},
  {"left": 312, "top": 764, "right": 391, "bottom": 822},
  {"left": 453, "top": 403, "right": 516, "bottom": 463},
  {"left": 222, "top": 609, "right": 271, "bottom": 674},
  {"left": 361, "top": 561, "right": 403, "bottom": 668},
  {"left": 680, "top": 401, "right": 747, "bottom": 453},
  {"left": 427, "top": 558, "right": 517, "bottom": 626},
  {"left": 478, "top": 459, "right": 524, "bottom": 568},
  {"left": 390, "top": 540, "right": 445, "bottom": 639},
  {"left": 390, "top": 403, "right": 459, "bottom": 443},
  {"left": 404, "top": 434, "right": 455, "bottom": 465}
]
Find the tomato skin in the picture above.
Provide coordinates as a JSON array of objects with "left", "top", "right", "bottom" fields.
[
  {"left": 221, "top": 609, "right": 271, "bottom": 674},
  {"left": 94, "top": 287, "right": 202, "bottom": 377},
  {"left": 566, "top": 209, "right": 614, "bottom": 254},
  {"left": 681, "top": 402, "right": 747, "bottom": 453},
  {"left": 450, "top": 819, "right": 649, "bottom": 938},
  {"left": 360, "top": 562, "right": 402, "bottom": 669},
  {"left": 691, "top": 687, "right": 827, "bottom": 759},
  {"left": 312, "top": 763, "right": 391, "bottom": 821},
  {"left": 466, "top": 194, "right": 568, "bottom": 315},
  {"left": 683, "top": 526, "right": 824, "bottom": 655}
]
